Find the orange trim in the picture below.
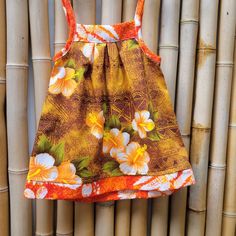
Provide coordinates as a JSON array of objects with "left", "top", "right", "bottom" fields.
[
  {"left": 24, "top": 169, "right": 195, "bottom": 202},
  {"left": 53, "top": 0, "right": 76, "bottom": 62}
]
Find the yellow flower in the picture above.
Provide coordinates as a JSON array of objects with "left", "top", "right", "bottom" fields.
[
  {"left": 55, "top": 161, "right": 82, "bottom": 185},
  {"left": 27, "top": 153, "right": 58, "bottom": 181},
  {"left": 132, "top": 110, "right": 155, "bottom": 138},
  {"left": 48, "top": 67, "right": 77, "bottom": 97},
  {"left": 103, "top": 128, "right": 130, "bottom": 158},
  {"left": 86, "top": 111, "right": 105, "bottom": 139},
  {"left": 116, "top": 142, "right": 150, "bottom": 175}
]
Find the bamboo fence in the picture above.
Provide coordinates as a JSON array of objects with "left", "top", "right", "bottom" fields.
[
  {"left": 151, "top": 1, "right": 180, "bottom": 236},
  {"left": 2, "top": 1, "right": 236, "bottom": 236},
  {"left": 206, "top": 0, "right": 236, "bottom": 235},
  {"left": 0, "top": 0, "right": 9, "bottom": 235},
  {"left": 29, "top": 1, "right": 54, "bottom": 235},
  {"left": 222, "top": 30, "right": 236, "bottom": 236}
]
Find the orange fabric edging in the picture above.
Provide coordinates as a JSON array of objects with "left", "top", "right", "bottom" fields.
[{"left": 24, "top": 168, "right": 195, "bottom": 202}]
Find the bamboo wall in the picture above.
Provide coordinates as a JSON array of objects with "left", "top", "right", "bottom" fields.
[{"left": 1, "top": 0, "right": 236, "bottom": 235}]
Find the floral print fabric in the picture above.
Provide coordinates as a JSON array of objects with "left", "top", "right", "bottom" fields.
[{"left": 24, "top": 0, "right": 195, "bottom": 202}]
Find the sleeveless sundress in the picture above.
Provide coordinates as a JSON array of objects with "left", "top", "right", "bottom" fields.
[{"left": 24, "top": 0, "right": 195, "bottom": 202}]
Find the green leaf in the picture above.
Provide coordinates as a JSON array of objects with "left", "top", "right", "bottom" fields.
[
  {"left": 65, "top": 59, "right": 76, "bottom": 68},
  {"left": 103, "top": 161, "right": 122, "bottom": 176},
  {"left": 147, "top": 130, "right": 162, "bottom": 141},
  {"left": 50, "top": 142, "right": 65, "bottom": 166},
  {"left": 102, "top": 102, "right": 108, "bottom": 115},
  {"left": 148, "top": 102, "right": 154, "bottom": 115},
  {"left": 122, "top": 125, "right": 135, "bottom": 137},
  {"left": 77, "top": 156, "right": 91, "bottom": 171},
  {"left": 37, "top": 135, "right": 52, "bottom": 152},
  {"left": 127, "top": 40, "right": 139, "bottom": 50},
  {"left": 153, "top": 111, "right": 159, "bottom": 121},
  {"left": 111, "top": 168, "right": 123, "bottom": 176},
  {"left": 79, "top": 169, "right": 95, "bottom": 178},
  {"left": 103, "top": 161, "right": 118, "bottom": 172},
  {"left": 105, "top": 115, "right": 121, "bottom": 130},
  {"left": 74, "top": 67, "right": 86, "bottom": 82}
]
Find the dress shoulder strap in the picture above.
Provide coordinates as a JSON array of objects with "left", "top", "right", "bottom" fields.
[
  {"left": 53, "top": 0, "right": 76, "bottom": 61},
  {"left": 134, "top": 0, "right": 145, "bottom": 39}
]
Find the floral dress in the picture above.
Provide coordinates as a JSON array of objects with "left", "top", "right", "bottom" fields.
[{"left": 24, "top": 0, "right": 195, "bottom": 202}]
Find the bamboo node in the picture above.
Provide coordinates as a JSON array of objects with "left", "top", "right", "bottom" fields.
[
  {"left": 32, "top": 57, "right": 52, "bottom": 62},
  {"left": 208, "top": 163, "right": 226, "bottom": 170},
  {"left": 159, "top": 45, "right": 179, "bottom": 51},
  {"left": 180, "top": 19, "right": 199, "bottom": 25},
  {"left": 6, "top": 63, "right": 29, "bottom": 69},
  {"left": 8, "top": 168, "right": 29, "bottom": 174},
  {"left": 216, "top": 62, "right": 234, "bottom": 67},
  {"left": 0, "top": 186, "right": 9, "bottom": 192},
  {"left": 222, "top": 211, "right": 236, "bottom": 217}
]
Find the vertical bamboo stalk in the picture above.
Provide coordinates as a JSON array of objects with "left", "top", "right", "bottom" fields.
[
  {"left": 74, "top": 203, "right": 94, "bottom": 236},
  {"left": 54, "top": 1, "right": 74, "bottom": 236},
  {"left": 29, "top": 1, "right": 54, "bottom": 235},
  {"left": 169, "top": 1, "right": 199, "bottom": 235},
  {"left": 158, "top": 0, "right": 181, "bottom": 103},
  {"left": 142, "top": 0, "right": 161, "bottom": 53},
  {"left": 131, "top": 1, "right": 161, "bottom": 236},
  {"left": 222, "top": 32, "right": 236, "bottom": 236},
  {"left": 54, "top": 0, "right": 69, "bottom": 55},
  {"left": 101, "top": 0, "right": 122, "bottom": 24},
  {"left": 0, "top": 0, "right": 9, "bottom": 235},
  {"left": 6, "top": 0, "right": 32, "bottom": 236},
  {"left": 151, "top": 1, "right": 181, "bottom": 236},
  {"left": 94, "top": 2, "right": 122, "bottom": 236},
  {"left": 122, "top": 0, "right": 137, "bottom": 22},
  {"left": 114, "top": 2, "right": 137, "bottom": 236},
  {"left": 187, "top": 0, "right": 219, "bottom": 235},
  {"left": 205, "top": 0, "right": 236, "bottom": 235},
  {"left": 131, "top": 199, "right": 148, "bottom": 236},
  {"left": 73, "top": 1, "right": 96, "bottom": 235}
]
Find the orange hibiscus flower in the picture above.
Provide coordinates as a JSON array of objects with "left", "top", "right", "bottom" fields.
[
  {"left": 55, "top": 161, "right": 82, "bottom": 185},
  {"left": 116, "top": 142, "right": 150, "bottom": 175},
  {"left": 103, "top": 128, "right": 130, "bottom": 158},
  {"left": 27, "top": 153, "right": 58, "bottom": 181},
  {"left": 48, "top": 67, "right": 77, "bottom": 97},
  {"left": 132, "top": 110, "right": 155, "bottom": 138},
  {"left": 86, "top": 111, "right": 105, "bottom": 139}
]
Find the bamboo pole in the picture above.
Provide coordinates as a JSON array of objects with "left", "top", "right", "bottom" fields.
[
  {"left": 151, "top": 1, "right": 181, "bottom": 235},
  {"left": 54, "top": 0, "right": 69, "bottom": 55},
  {"left": 101, "top": 0, "right": 122, "bottom": 25},
  {"left": 29, "top": 1, "right": 54, "bottom": 235},
  {"left": 222, "top": 32, "right": 236, "bottom": 236},
  {"left": 205, "top": 0, "right": 236, "bottom": 235},
  {"left": 142, "top": 0, "right": 161, "bottom": 53},
  {"left": 0, "top": 0, "right": 9, "bottom": 235},
  {"left": 131, "top": 199, "right": 148, "bottom": 236},
  {"left": 114, "top": 2, "right": 138, "bottom": 235},
  {"left": 94, "top": 2, "right": 122, "bottom": 236},
  {"left": 72, "top": 1, "right": 96, "bottom": 235},
  {"left": 169, "top": 1, "right": 199, "bottom": 236},
  {"left": 130, "top": 1, "right": 161, "bottom": 236},
  {"left": 122, "top": 0, "right": 137, "bottom": 22},
  {"left": 54, "top": 1, "right": 74, "bottom": 236},
  {"left": 74, "top": 203, "right": 94, "bottom": 236},
  {"left": 187, "top": 0, "right": 219, "bottom": 235},
  {"left": 158, "top": 0, "right": 181, "bottom": 103},
  {"left": 6, "top": 0, "right": 32, "bottom": 236}
]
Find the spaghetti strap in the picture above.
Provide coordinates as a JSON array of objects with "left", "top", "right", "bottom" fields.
[
  {"left": 134, "top": 0, "right": 145, "bottom": 39},
  {"left": 53, "top": 0, "right": 76, "bottom": 61}
]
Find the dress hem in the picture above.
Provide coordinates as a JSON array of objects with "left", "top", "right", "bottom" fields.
[{"left": 24, "top": 168, "right": 195, "bottom": 203}]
